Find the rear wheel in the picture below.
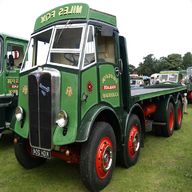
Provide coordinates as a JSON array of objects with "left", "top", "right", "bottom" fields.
[
  {"left": 14, "top": 135, "right": 46, "bottom": 169},
  {"left": 80, "top": 122, "right": 116, "bottom": 192},
  {"left": 120, "top": 114, "right": 141, "bottom": 168},
  {"left": 175, "top": 100, "right": 183, "bottom": 130},
  {"left": 162, "top": 102, "right": 175, "bottom": 137}
]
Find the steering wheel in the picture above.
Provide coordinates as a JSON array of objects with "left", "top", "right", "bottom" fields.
[{"left": 64, "top": 53, "right": 79, "bottom": 66}]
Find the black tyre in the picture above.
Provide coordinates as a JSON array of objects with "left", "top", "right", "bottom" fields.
[
  {"left": 120, "top": 114, "right": 141, "bottom": 168},
  {"left": 162, "top": 102, "right": 175, "bottom": 137},
  {"left": 80, "top": 122, "right": 116, "bottom": 192},
  {"left": 14, "top": 136, "right": 46, "bottom": 169},
  {"left": 174, "top": 100, "right": 183, "bottom": 130}
]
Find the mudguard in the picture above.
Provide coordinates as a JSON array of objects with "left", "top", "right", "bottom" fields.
[{"left": 76, "top": 103, "right": 119, "bottom": 142}]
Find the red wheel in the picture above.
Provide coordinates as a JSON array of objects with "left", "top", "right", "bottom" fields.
[
  {"left": 175, "top": 100, "right": 183, "bottom": 130},
  {"left": 128, "top": 125, "right": 140, "bottom": 159},
  {"left": 96, "top": 137, "right": 113, "bottom": 179},
  {"left": 80, "top": 122, "right": 116, "bottom": 191},
  {"left": 120, "top": 114, "right": 141, "bottom": 168},
  {"left": 169, "top": 110, "right": 174, "bottom": 132},
  {"left": 177, "top": 106, "right": 182, "bottom": 125},
  {"left": 162, "top": 102, "right": 175, "bottom": 137}
]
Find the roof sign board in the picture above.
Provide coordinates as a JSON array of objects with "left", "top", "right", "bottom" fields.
[{"left": 34, "top": 3, "right": 116, "bottom": 32}]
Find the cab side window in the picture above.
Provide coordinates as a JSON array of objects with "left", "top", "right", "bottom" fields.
[
  {"left": 7, "top": 44, "right": 24, "bottom": 70},
  {"left": 97, "top": 31, "right": 116, "bottom": 64},
  {"left": 83, "top": 25, "right": 96, "bottom": 67}
]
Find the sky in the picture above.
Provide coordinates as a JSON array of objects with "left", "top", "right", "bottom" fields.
[{"left": 0, "top": 0, "right": 192, "bottom": 67}]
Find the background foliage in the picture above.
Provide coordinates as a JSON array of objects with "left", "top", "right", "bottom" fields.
[{"left": 134, "top": 52, "right": 192, "bottom": 76}]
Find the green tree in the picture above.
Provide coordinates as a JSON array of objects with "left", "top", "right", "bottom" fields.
[
  {"left": 183, "top": 52, "right": 192, "bottom": 69},
  {"left": 156, "top": 57, "right": 170, "bottom": 72},
  {"left": 137, "top": 54, "right": 157, "bottom": 76},
  {"left": 166, "top": 54, "right": 183, "bottom": 70}
]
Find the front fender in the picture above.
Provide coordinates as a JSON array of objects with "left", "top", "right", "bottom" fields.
[{"left": 76, "top": 104, "right": 118, "bottom": 142}]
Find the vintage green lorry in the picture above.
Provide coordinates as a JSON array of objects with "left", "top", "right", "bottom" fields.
[
  {"left": 13, "top": 3, "right": 187, "bottom": 191},
  {"left": 0, "top": 33, "right": 27, "bottom": 137}
]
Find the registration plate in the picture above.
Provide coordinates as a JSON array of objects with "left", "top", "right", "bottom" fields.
[{"left": 31, "top": 147, "right": 51, "bottom": 159}]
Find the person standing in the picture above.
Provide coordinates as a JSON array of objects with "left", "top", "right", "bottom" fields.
[{"left": 180, "top": 79, "right": 188, "bottom": 114}]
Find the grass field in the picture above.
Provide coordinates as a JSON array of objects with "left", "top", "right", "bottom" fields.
[{"left": 1, "top": 106, "right": 192, "bottom": 192}]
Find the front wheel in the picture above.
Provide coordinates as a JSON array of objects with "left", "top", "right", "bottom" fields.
[
  {"left": 14, "top": 135, "right": 46, "bottom": 169},
  {"left": 80, "top": 122, "right": 116, "bottom": 192}
]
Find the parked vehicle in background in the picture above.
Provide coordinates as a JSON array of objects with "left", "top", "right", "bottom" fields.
[
  {"left": 159, "top": 71, "right": 182, "bottom": 84},
  {"left": 13, "top": 3, "right": 187, "bottom": 191},
  {"left": 0, "top": 33, "right": 28, "bottom": 137},
  {"left": 130, "top": 74, "right": 144, "bottom": 88},
  {"left": 150, "top": 73, "right": 160, "bottom": 85},
  {"left": 158, "top": 70, "right": 192, "bottom": 102}
]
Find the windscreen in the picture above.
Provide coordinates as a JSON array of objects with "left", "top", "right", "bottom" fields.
[
  {"left": 21, "top": 28, "right": 52, "bottom": 71},
  {"left": 50, "top": 26, "right": 83, "bottom": 67}
]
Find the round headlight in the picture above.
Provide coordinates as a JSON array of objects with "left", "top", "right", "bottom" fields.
[
  {"left": 56, "top": 111, "right": 68, "bottom": 128},
  {"left": 15, "top": 106, "right": 23, "bottom": 121}
]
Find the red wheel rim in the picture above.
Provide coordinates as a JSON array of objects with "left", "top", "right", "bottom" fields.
[
  {"left": 128, "top": 125, "right": 140, "bottom": 159},
  {"left": 96, "top": 137, "right": 113, "bottom": 179},
  {"left": 169, "top": 111, "right": 174, "bottom": 131},
  {"left": 177, "top": 105, "right": 182, "bottom": 125}
]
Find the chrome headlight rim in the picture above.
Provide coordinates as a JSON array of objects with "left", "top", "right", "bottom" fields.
[
  {"left": 15, "top": 106, "right": 23, "bottom": 121},
  {"left": 56, "top": 110, "right": 68, "bottom": 128}
]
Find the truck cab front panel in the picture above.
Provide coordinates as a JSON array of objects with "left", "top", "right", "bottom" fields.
[{"left": 15, "top": 18, "right": 121, "bottom": 148}]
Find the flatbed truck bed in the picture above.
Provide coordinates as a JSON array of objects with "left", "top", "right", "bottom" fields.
[{"left": 131, "top": 86, "right": 186, "bottom": 100}]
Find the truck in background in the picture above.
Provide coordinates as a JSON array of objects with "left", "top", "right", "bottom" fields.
[
  {"left": 0, "top": 33, "right": 28, "bottom": 137},
  {"left": 158, "top": 70, "right": 192, "bottom": 102},
  {"left": 13, "top": 3, "right": 187, "bottom": 191}
]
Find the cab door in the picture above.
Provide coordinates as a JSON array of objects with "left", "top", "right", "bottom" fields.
[
  {"left": 97, "top": 27, "right": 122, "bottom": 109},
  {"left": 5, "top": 40, "right": 25, "bottom": 95}
]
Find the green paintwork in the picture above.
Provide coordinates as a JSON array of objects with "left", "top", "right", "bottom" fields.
[
  {"left": 34, "top": 3, "right": 116, "bottom": 32},
  {"left": 14, "top": 3, "right": 187, "bottom": 154},
  {"left": 76, "top": 104, "right": 116, "bottom": 142},
  {"left": 81, "top": 66, "right": 98, "bottom": 119},
  {"left": 99, "top": 64, "right": 120, "bottom": 107},
  {"left": 89, "top": 9, "right": 116, "bottom": 27},
  {"left": 14, "top": 74, "right": 29, "bottom": 138},
  {"left": 53, "top": 72, "right": 78, "bottom": 145}
]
